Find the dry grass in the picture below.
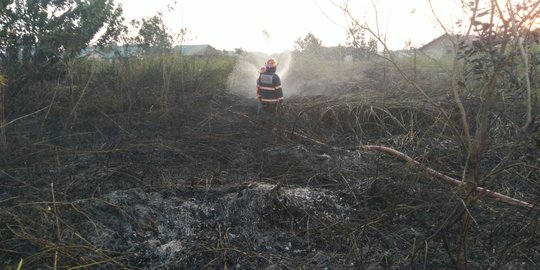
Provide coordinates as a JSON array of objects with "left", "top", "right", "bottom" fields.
[{"left": 1, "top": 56, "right": 540, "bottom": 268}]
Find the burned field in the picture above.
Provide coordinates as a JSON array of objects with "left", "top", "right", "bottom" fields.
[{"left": 1, "top": 90, "right": 540, "bottom": 269}]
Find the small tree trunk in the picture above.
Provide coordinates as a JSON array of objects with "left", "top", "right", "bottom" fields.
[
  {"left": 456, "top": 207, "right": 471, "bottom": 270},
  {"left": 161, "top": 50, "right": 170, "bottom": 113},
  {"left": 0, "top": 83, "right": 7, "bottom": 166},
  {"left": 518, "top": 36, "right": 533, "bottom": 129}
]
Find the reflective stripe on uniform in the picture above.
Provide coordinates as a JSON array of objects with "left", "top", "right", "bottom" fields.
[{"left": 260, "top": 98, "right": 279, "bottom": 103}]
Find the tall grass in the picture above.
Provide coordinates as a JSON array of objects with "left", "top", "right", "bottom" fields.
[{"left": 68, "top": 53, "right": 236, "bottom": 114}]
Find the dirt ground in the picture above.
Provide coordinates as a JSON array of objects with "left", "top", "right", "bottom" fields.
[{"left": 1, "top": 90, "right": 540, "bottom": 269}]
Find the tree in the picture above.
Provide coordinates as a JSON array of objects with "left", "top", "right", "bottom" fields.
[
  {"left": 0, "top": 0, "right": 124, "bottom": 91},
  {"left": 135, "top": 13, "right": 172, "bottom": 53},
  {"left": 234, "top": 47, "right": 247, "bottom": 56},
  {"left": 294, "top": 32, "right": 323, "bottom": 52},
  {"left": 130, "top": 12, "right": 175, "bottom": 112},
  {"left": 346, "top": 20, "right": 378, "bottom": 58}
]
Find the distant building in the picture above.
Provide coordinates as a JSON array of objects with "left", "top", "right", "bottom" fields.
[
  {"left": 420, "top": 30, "right": 540, "bottom": 60},
  {"left": 172, "top": 44, "right": 217, "bottom": 56},
  {"left": 79, "top": 45, "right": 142, "bottom": 60},
  {"left": 79, "top": 44, "right": 219, "bottom": 60},
  {"left": 390, "top": 49, "right": 414, "bottom": 58},
  {"left": 419, "top": 34, "right": 456, "bottom": 59}
]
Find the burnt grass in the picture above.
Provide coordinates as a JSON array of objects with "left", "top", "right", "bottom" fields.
[{"left": 1, "top": 90, "right": 540, "bottom": 269}]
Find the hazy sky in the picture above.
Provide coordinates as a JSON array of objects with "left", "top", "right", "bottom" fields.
[{"left": 116, "top": 0, "right": 468, "bottom": 54}]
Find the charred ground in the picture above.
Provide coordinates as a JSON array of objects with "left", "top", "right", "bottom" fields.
[{"left": 1, "top": 87, "right": 540, "bottom": 269}]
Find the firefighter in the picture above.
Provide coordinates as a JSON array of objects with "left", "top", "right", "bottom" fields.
[{"left": 256, "top": 58, "right": 283, "bottom": 114}]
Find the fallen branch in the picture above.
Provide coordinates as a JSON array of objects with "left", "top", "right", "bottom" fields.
[
  {"left": 359, "top": 145, "right": 536, "bottom": 210},
  {"left": 290, "top": 131, "right": 537, "bottom": 210}
]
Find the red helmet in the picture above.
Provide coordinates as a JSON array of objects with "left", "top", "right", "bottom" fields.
[{"left": 265, "top": 58, "right": 277, "bottom": 68}]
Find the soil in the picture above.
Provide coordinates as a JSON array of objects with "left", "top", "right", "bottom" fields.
[{"left": 1, "top": 90, "right": 540, "bottom": 269}]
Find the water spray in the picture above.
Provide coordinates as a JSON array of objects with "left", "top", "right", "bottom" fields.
[{"left": 226, "top": 51, "right": 293, "bottom": 99}]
